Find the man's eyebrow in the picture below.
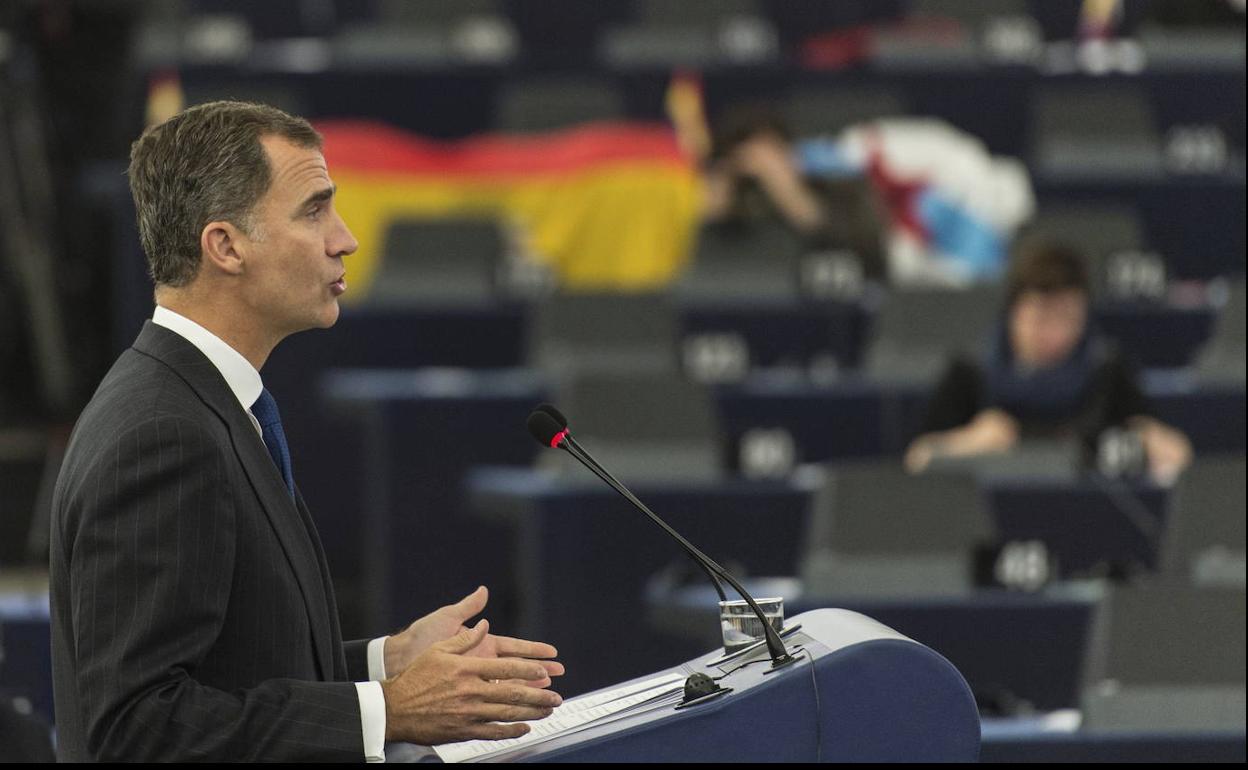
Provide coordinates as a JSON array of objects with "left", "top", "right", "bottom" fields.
[{"left": 295, "top": 185, "right": 336, "bottom": 213}]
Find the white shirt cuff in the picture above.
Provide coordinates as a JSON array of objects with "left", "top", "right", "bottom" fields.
[
  {"left": 367, "top": 636, "right": 389, "bottom": 681},
  {"left": 355, "top": 681, "right": 387, "bottom": 763}
]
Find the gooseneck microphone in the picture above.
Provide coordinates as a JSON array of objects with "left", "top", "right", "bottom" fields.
[
  {"left": 529, "top": 405, "right": 727, "bottom": 603},
  {"left": 526, "top": 406, "right": 795, "bottom": 669}
]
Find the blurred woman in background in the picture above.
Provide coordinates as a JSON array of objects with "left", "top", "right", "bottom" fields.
[{"left": 905, "top": 241, "right": 1192, "bottom": 484}]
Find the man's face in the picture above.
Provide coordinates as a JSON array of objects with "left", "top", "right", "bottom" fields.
[
  {"left": 237, "top": 135, "right": 358, "bottom": 337},
  {"left": 1009, "top": 288, "right": 1089, "bottom": 369}
]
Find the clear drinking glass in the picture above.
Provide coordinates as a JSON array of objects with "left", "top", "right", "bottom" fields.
[{"left": 718, "top": 597, "right": 784, "bottom": 653}]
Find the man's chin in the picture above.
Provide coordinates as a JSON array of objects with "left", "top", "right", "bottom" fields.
[
  {"left": 318, "top": 302, "right": 341, "bottom": 329},
  {"left": 293, "top": 303, "right": 341, "bottom": 335}
]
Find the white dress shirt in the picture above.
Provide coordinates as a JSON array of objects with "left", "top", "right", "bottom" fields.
[{"left": 151, "top": 306, "right": 389, "bottom": 762}]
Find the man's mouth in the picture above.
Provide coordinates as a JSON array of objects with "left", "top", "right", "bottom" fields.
[{"left": 330, "top": 275, "right": 347, "bottom": 296}]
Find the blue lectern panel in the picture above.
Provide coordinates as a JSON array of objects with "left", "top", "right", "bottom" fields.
[{"left": 467, "top": 609, "right": 980, "bottom": 763}]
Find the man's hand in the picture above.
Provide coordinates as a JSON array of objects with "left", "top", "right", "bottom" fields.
[
  {"left": 385, "top": 587, "right": 564, "bottom": 687},
  {"left": 380, "top": 620, "right": 564, "bottom": 745}
]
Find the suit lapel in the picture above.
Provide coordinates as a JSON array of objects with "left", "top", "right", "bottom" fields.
[
  {"left": 294, "top": 486, "right": 350, "bottom": 681},
  {"left": 225, "top": 408, "right": 337, "bottom": 681},
  {"left": 133, "top": 321, "right": 336, "bottom": 680}
]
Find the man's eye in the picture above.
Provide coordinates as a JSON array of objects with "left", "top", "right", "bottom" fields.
[{"left": 307, "top": 207, "right": 322, "bottom": 220}]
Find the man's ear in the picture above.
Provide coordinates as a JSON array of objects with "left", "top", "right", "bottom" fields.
[{"left": 200, "top": 220, "right": 248, "bottom": 277}]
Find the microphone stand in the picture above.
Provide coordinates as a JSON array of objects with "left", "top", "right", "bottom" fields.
[{"left": 550, "top": 429, "right": 795, "bottom": 670}]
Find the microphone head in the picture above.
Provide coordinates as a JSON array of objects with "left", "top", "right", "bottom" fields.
[
  {"left": 526, "top": 409, "right": 566, "bottom": 449},
  {"left": 535, "top": 403, "right": 568, "bottom": 429}
]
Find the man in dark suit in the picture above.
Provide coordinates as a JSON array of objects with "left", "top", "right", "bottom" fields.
[{"left": 49, "top": 101, "right": 564, "bottom": 761}]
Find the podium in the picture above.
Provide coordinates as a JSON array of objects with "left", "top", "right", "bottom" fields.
[{"left": 466, "top": 608, "right": 980, "bottom": 763}]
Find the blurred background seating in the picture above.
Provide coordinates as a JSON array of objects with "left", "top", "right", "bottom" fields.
[
  {"left": 800, "top": 461, "right": 991, "bottom": 598},
  {"left": 0, "top": 0, "right": 1243, "bottom": 761}
]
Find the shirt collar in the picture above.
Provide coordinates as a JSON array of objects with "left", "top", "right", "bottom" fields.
[{"left": 151, "top": 305, "right": 264, "bottom": 413}]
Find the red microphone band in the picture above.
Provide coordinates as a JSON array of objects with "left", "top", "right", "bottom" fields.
[{"left": 550, "top": 429, "right": 570, "bottom": 449}]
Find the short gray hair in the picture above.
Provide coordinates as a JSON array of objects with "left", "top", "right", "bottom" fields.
[{"left": 127, "top": 100, "right": 322, "bottom": 287}]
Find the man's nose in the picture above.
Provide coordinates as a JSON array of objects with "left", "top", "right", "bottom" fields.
[{"left": 330, "top": 211, "right": 359, "bottom": 258}]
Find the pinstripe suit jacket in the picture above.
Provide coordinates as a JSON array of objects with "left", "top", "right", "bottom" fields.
[{"left": 50, "top": 321, "right": 370, "bottom": 761}]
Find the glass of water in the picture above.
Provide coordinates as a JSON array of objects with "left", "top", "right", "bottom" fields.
[{"left": 719, "top": 597, "right": 784, "bottom": 653}]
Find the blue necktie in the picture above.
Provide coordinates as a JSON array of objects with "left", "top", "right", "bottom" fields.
[{"left": 251, "top": 388, "right": 295, "bottom": 498}]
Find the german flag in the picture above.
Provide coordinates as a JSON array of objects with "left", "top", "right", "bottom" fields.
[{"left": 315, "top": 120, "right": 703, "bottom": 299}]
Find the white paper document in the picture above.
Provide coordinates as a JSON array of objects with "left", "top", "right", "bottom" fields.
[{"left": 433, "top": 671, "right": 688, "bottom": 763}]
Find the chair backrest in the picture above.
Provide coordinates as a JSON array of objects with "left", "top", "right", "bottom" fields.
[
  {"left": 635, "top": 0, "right": 762, "bottom": 25},
  {"left": 1140, "top": 26, "right": 1248, "bottom": 70},
  {"left": 800, "top": 551, "right": 974, "bottom": 599},
  {"left": 1030, "top": 85, "right": 1164, "bottom": 178},
  {"left": 542, "top": 370, "right": 721, "bottom": 481},
  {"left": 599, "top": 26, "right": 728, "bottom": 69},
  {"left": 676, "top": 222, "right": 807, "bottom": 303},
  {"left": 182, "top": 82, "right": 308, "bottom": 117},
  {"left": 334, "top": 0, "right": 516, "bottom": 67},
  {"left": 367, "top": 218, "right": 504, "bottom": 306},
  {"left": 800, "top": 462, "right": 991, "bottom": 597},
  {"left": 1081, "top": 580, "right": 1246, "bottom": 731},
  {"left": 494, "top": 77, "right": 624, "bottom": 133},
  {"left": 865, "top": 285, "right": 1002, "bottom": 383},
  {"left": 1162, "top": 455, "right": 1246, "bottom": 587},
  {"left": 601, "top": 0, "right": 777, "bottom": 68},
  {"left": 805, "top": 461, "right": 991, "bottom": 555},
  {"left": 528, "top": 291, "right": 679, "bottom": 376},
  {"left": 1084, "top": 581, "right": 1247, "bottom": 685},
  {"left": 560, "top": 371, "right": 719, "bottom": 443},
  {"left": 1196, "top": 278, "right": 1247, "bottom": 385},
  {"left": 782, "top": 86, "right": 909, "bottom": 138},
  {"left": 377, "top": 0, "right": 502, "bottom": 24},
  {"left": 332, "top": 25, "right": 451, "bottom": 67},
  {"left": 908, "top": 0, "right": 1031, "bottom": 28}
]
